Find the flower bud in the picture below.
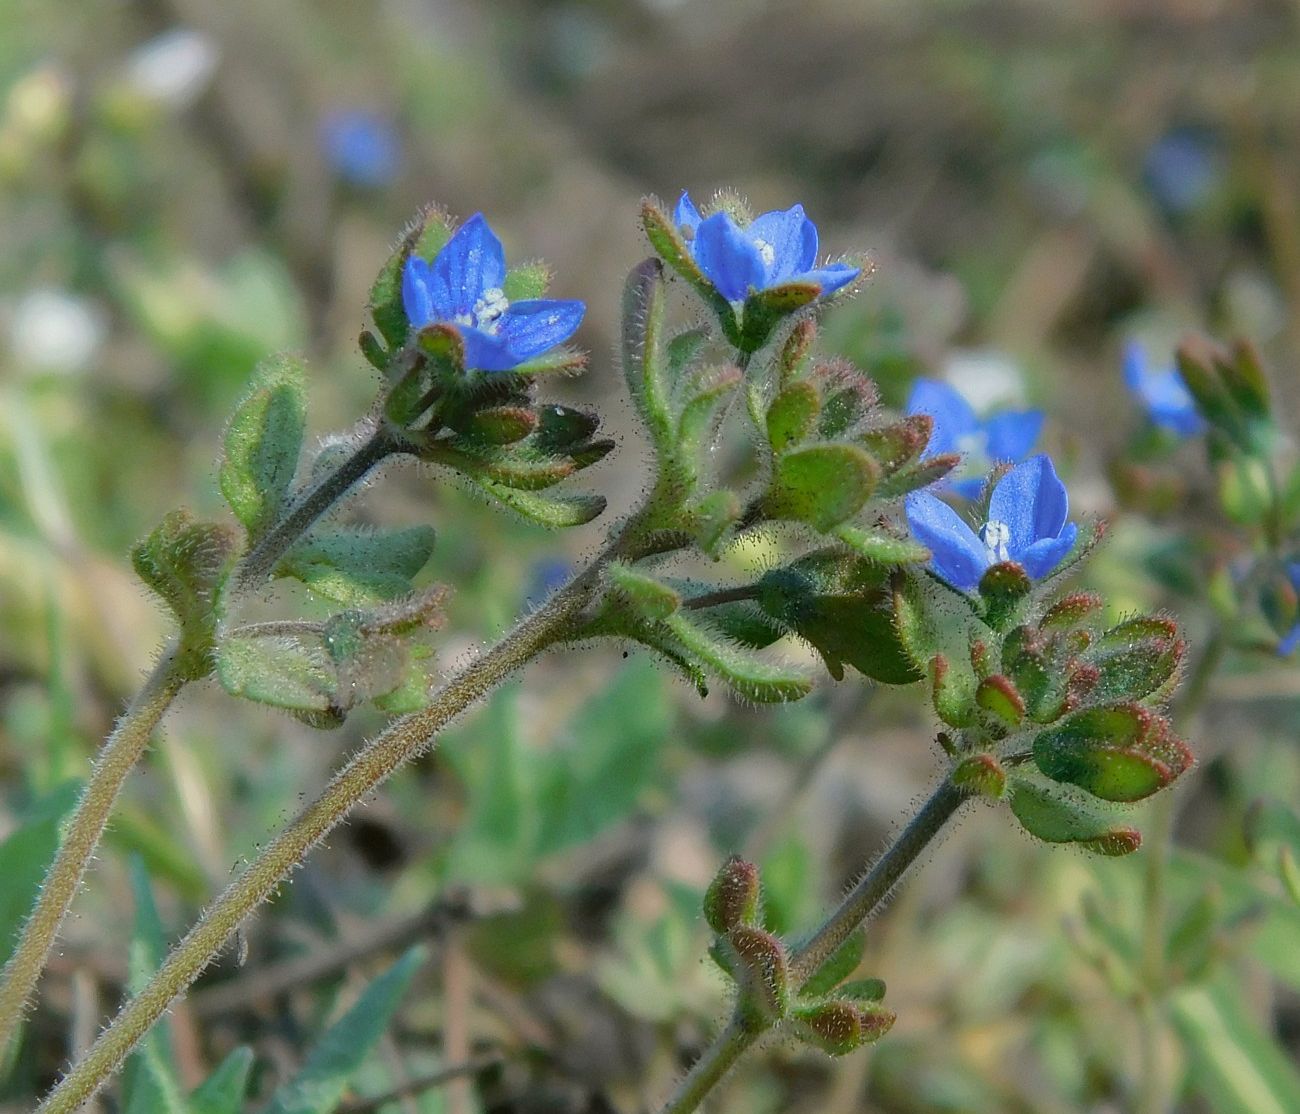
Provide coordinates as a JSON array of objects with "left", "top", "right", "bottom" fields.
[
  {"left": 975, "top": 675, "right": 1025, "bottom": 730},
  {"left": 789, "top": 1000, "right": 896, "bottom": 1055},
  {"left": 704, "top": 855, "right": 761, "bottom": 935},
  {"left": 951, "top": 753, "right": 1007, "bottom": 799},
  {"left": 716, "top": 925, "right": 790, "bottom": 1029}
]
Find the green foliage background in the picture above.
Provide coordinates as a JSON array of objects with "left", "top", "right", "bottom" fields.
[{"left": 1, "top": 1, "right": 1299, "bottom": 1111}]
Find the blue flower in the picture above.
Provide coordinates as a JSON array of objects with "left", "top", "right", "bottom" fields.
[
  {"left": 1280, "top": 563, "right": 1300, "bottom": 657},
  {"left": 402, "top": 214, "right": 584, "bottom": 372},
  {"left": 319, "top": 110, "right": 402, "bottom": 188},
  {"left": 905, "top": 454, "right": 1078, "bottom": 594},
  {"left": 673, "top": 192, "right": 859, "bottom": 303},
  {"left": 905, "top": 378, "right": 1044, "bottom": 499},
  {"left": 1143, "top": 129, "right": 1219, "bottom": 215},
  {"left": 1123, "top": 341, "right": 1204, "bottom": 437}
]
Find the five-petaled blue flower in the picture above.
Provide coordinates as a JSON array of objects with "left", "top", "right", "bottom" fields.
[
  {"left": 905, "top": 454, "right": 1078, "bottom": 594},
  {"left": 402, "top": 213, "right": 585, "bottom": 372},
  {"left": 1123, "top": 341, "right": 1204, "bottom": 437},
  {"left": 906, "top": 378, "right": 1044, "bottom": 500},
  {"left": 674, "top": 192, "right": 859, "bottom": 303}
]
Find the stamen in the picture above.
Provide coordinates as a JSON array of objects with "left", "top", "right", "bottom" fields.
[
  {"left": 472, "top": 287, "right": 510, "bottom": 334},
  {"left": 980, "top": 519, "right": 1012, "bottom": 563},
  {"left": 753, "top": 238, "right": 776, "bottom": 268}
]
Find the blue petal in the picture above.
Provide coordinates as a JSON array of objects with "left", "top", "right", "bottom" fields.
[
  {"left": 1122, "top": 340, "right": 1148, "bottom": 392},
  {"left": 498, "top": 298, "right": 585, "bottom": 364},
  {"left": 906, "top": 379, "right": 980, "bottom": 458},
  {"left": 1278, "top": 623, "right": 1300, "bottom": 657},
  {"left": 459, "top": 325, "right": 516, "bottom": 372},
  {"left": 950, "top": 475, "right": 985, "bottom": 500},
  {"left": 401, "top": 256, "right": 436, "bottom": 329},
  {"left": 1017, "top": 522, "right": 1078, "bottom": 581},
  {"left": 988, "top": 454, "right": 1069, "bottom": 553},
  {"left": 748, "top": 205, "right": 817, "bottom": 282},
  {"left": 905, "top": 491, "right": 989, "bottom": 593},
  {"left": 692, "top": 212, "right": 767, "bottom": 301},
  {"left": 674, "top": 191, "right": 703, "bottom": 235},
  {"left": 430, "top": 212, "right": 506, "bottom": 318},
  {"left": 796, "top": 263, "right": 859, "bottom": 297},
  {"left": 984, "top": 409, "right": 1044, "bottom": 462}
]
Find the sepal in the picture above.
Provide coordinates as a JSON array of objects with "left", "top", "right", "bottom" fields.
[
  {"left": 703, "top": 855, "right": 761, "bottom": 935},
  {"left": 1007, "top": 775, "right": 1143, "bottom": 856},
  {"left": 788, "top": 1000, "right": 896, "bottom": 1056}
]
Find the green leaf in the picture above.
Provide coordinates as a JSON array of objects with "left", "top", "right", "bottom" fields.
[
  {"left": 216, "top": 630, "right": 339, "bottom": 718},
  {"left": 1172, "top": 979, "right": 1300, "bottom": 1114},
  {"left": 621, "top": 258, "right": 674, "bottom": 451},
  {"left": 1032, "top": 704, "right": 1192, "bottom": 802},
  {"left": 834, "top": 523, "right": 929, "bottom": 566},
  {"left": 766, "top": 381, "right": 821, "bottom": 452},
  {"left": 189, "top": 1048, "right": 254, "bottom": 1114},
  {"left": 263, "top": 946, "right": 426, "bottom": 1114},
  {"left": 676, "top": 365, "right": 742, "bottom": 481},
  {"left": 475, "top": 482, "right": 607, "bottom": 528},
  {"left": 122, "top": 860, "right": 188, "bottom": 1114},
  {"left": 664, "top": 613, "right": 812, "bottom": 703},
  {"left": 1007, "top": 776, "right": 1141, "bottom": 856},
  {"left": 220, "top": 354, "right": 307, "bottom": 540},
  {"left": 279, "top": 526, "right": 437, "bottom": 606},
  {"left": 764, "top": 443, "right": 879, "bottom": 531},
  {"left": 0, "top": 780, "right": 81, "bottom": 969},
  {"left": 801, "top": 931, "right": 865, "bottom": 997}
]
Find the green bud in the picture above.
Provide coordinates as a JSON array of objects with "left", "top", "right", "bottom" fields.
[
  {"left": 1086, "top": 616, "right": 1184, "bottom": 703},
  {"left": 463, "top": 406, "right": 538, "bottom": 445},
  {"left": 1260, "top": 568, "right": 1300, "bottom": 639},
  {"left": 740, "top": 283, "right": 821, "bottom": 355},
  {"left": 777, "top": 318, "right": 817, "bottom": 387},
  {"left": 789, "top": 1000, "right": 896, "bottom": 1055},
  {"left": 766, "top": 380, "right": 822, "bottom": 452},
  {"left": 978, "top": 561, "right": 1032, "bottom": 630},
  {"left": 132, "top": 510, "right": 240, "bottom": 676},
  {"left": 1033, "top": 704, "right": 1192, "bottom": 802},
  {"left": 704, "top": 855, "right": 761, "bottom": 934},
  {"left": 763, "top": 443, "right": 879, "bottom": 532},
  {"left": 717, "top": 925, "right": 789, "bottom": 1029},
  {"left": 952, "top": 754, "right": 1007, "bottom": 798},
  {"left": 974, "top": 675, "right": 1025, "bottom": 730},
  {"left": 808, "top": 359, "right": 879, "bottom": 440},
  {"left": 875, "top": 452, "right": 961, "bottom": 500},
  {"left": 1039, "top": 592, "right": 1104, "bottom": 631},
  {"left": 859, "top": 414, "right": 932, "bottom": 475},
  {"left": 1007, "top": 776, "right": 1142, "bottom": 856},
  {"left": 931, "top": 654, "right": 976, "bottom": 728}
]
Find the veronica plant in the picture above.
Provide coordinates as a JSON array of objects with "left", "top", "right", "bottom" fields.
[{"left": 9, "top": 195, "right": 1196, "bottom": 1114}]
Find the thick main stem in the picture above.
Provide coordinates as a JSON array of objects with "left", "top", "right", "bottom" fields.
[
  {"left": 36, "top": 560, "right": 609, "bottom": 1114},
  {"left": 0, "top": 430, "right": 398, "bottom": 1063},
  {"left": 657, "top": 778, "right": 971, "bottom": 1114},
  {"left": 0, "top": 648, "right": 188, "bottom": 1057}
]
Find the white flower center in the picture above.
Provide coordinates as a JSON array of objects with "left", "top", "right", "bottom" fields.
[
  {"left": 980, "top": 519, "right": 1012, "bottom": 563},
  {"left": 454, "top": 287, "right": 510, "bottom": 334},
  {"left": 753, "top": 238, "right": 776, "bottom": 268}
]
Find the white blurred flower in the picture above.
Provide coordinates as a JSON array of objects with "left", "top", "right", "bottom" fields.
[
  {"left": 9, "top": 288, "right": 107, "bottom": 373},
  {"left": 126, "top": 28, "right": 218, "bottom": 109},
  {"left": 943, "top": 348, "right": 1026, "bottom": 411}
]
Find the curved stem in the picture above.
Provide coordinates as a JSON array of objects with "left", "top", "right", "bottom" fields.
[
  {"left": 0, "top": 647, "right": 188, "bottom": 1057},
  {"left": 35, "top": 548, "right": 621, "bottom": 1114},
  {"left": 658, "top": 778, "right": 971, "bottom": 1114},
  {"left": 228, "top": 424, "right": 399, "bottom": 595},
  {"left": 0, "top": 427, "right": 400, "bottom": 1063}
]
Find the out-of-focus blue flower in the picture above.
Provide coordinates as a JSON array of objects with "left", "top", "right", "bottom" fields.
[
  {"left": 525, "top": 558, "right": 571, "bottom": 605},
  {"left": 319, "top": 110, "right": 402, "bottom": 188},
  {"left": 1143, "top": 129, "right": 1219, "bottom": 214},
  {"left": 1122, "top": 341, "right": 1204, "bottom": 437},
  {"left": 1279, "top": 563, "right": 1300, "bottom": 657},
  {"left": 905, "top": 454, "right": 1078, "bottom": 594},
  {"left": 673, "top": 192, "right": 858, "bottom": 303},
  {"left": 906, "top": 378, "right": 1044, "bottom": 499},
  {"left": 401, "top": 213, "right": 584, "bottom": 372}
]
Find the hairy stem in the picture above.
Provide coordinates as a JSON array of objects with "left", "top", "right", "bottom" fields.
[
  {"left": 658, "top": 778, "right": 971, "bottom": 1114},
  {"left": 0, "top": 647, "right": 188, "bottom": 1058},
  {"left": 0, "top": 427, "right": 400, "bottom": 1063},
  {"left": 36, "top": 547, "right": 620, "bottom": 1113},
  {"left": 228, "top": 424, "right": 399, "bottom": 594}
]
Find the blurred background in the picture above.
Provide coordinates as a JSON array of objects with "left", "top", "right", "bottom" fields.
[{"left": 2, "top": 0, "right": 1300, "bottom": 1111}]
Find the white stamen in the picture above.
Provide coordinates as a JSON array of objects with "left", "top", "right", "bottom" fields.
[
  {"left": 753, "top": 238, "right": 776, "bottom": 268},
  {"left": 471, "top": 287, "right": 509, "bottom": 333},
  {"left": 980, "top": 520, "right": 1012, "bottom": 563}
]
